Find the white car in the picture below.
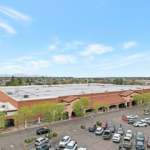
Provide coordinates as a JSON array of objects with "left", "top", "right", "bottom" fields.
[
  {"left": 59, "top": 136, "right": 71, "bottom": 148},
  {"left": 77, "top": 148, "right": 86, "bottom": 150},
  {"left": 141, "top": 118, "right": 150, "bottom": 123},
  {"left": 35, "top": 137, "right": 48, "bottom": 146},
  {"left": 126, "top": 130, "right": 132, "bottom": 139},
  {"left": 95, "top": 127, "right": 104, "bottom": 135},
  {"left": 133, "top": 122, "right": 148, "bottom": 127},
  {"left": 64, "top": 141, "right": 77, "bottom": 150},
  {"left": 144, "top": 111, "right": 149, "bottom": 115},
  {"left": 112, "top": 133, "right": 121, "bottom": 143},
  {"left": 126, "top": 115, "right": 138, "bottom": 119}
]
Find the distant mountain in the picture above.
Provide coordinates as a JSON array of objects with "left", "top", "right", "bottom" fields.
[{"left": 0, "top": 74, "right": 52, "bottom": 77}]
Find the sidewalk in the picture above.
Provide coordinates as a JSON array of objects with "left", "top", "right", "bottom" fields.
[{"left": 2, "top": 106, "right": 137, "bottom": 135}]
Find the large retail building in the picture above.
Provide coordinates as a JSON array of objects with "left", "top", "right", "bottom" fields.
[{"left": 0, "top": 84, "right": 150, "bottom": 126}]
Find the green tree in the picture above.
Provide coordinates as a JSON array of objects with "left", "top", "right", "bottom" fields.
[
  {"left": 17, "top": 78, "right": 22, "bottom": 85},
  {"left": 72, "top": 98, "right": 91, "bottom": 127},
  {"left": 40, "top": 103, "right": 56, "bottom": 132},
  {"left": 11, "top": 76, "right": 15, "bottom": 85},
  {"left": 93, "top": 102, "right": 108, "bottom": 123},
  {"left": 134, "top": 93, "right": 150, "bottom": 114},
  {"left": 0, "top": 111, "right": 7, "bottom": 130},
  {"left": 13, "top": 80, "right": 18, "bottom": 86},
  {"left": 55, "top": 103, "right": 67, "bottom": 121}
]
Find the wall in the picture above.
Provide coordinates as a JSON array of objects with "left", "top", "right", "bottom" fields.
[{"left": 0, "top": 91, "right": 18, "bottom": 108}]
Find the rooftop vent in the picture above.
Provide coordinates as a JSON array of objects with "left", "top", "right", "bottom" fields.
[
  {"left": 23, "top": 95, "right": 28, "bottom": 98},
  {"left": 2, "top": 105, "right": 5, "bottom": 108},
  {"left": 36, "top": 89, "right": 39, "bottom": 90},
  {"left": 7, "top": 92, "right": 12, "bottom": 95},
  {"left": 46, "top": 90, "right": 50, "bottom": 92}
]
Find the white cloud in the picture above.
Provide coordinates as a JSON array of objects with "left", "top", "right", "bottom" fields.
[
  {"left": 123, "top": 41, "right": 137, "bottom": 49},
  {"left": 53, "top": 55, "right": 76, "bottom": 64},
  {"left": 0, "top": 23, "right": 16, "bottom": 34},
  {"left": 0, "top": 6, "right": 31, "bottom": 25},
  {"left": 80, "top": 44, "right": 113, "bottom": 56},
  {"left": 15, "top": 57, "right": 35, "bottom": 61},
  {"left": 26, "top": 60, "right": 52, "bottom": 69},
  {"left": 49, "top": 45, "right": 57, "bottom": 50},
  {"left": 99, "top": 62, "right": 131, "bottom": 70},
  {"left": 63, "top": 41, "right": 83, "bottom": 51}
]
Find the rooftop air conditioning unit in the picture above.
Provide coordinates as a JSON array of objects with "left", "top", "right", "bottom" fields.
[
  {"left": 23, "top": 95, "right": 28, "bottom": 98},
  {"left": 36, "top": 89, "right": 39, "bottom": 90},
  {"left": 46, "top": 90, "right": 50, "bottom": 92},
  {"left": 2, "top": 105, "right": 5, "bottom": 108}
]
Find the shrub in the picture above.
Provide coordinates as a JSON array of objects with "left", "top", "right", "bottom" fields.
[
  {"left": 81, "top": 125, "right": 85, "bottom": 129},
  {"left": 24, "top": 139, "right": 27, "bottom": 143},
  {"left": 45, "top": 133, "right": 52, "bottom": 139},
  {"left": 53, "top": 132, "right": 57, "bottom": 137},
  {"left": 28, "top": 138, "right": 31, "bottom": 143},
  {"left": 96, "top": 121, "right": 102, "bottom": 126}
]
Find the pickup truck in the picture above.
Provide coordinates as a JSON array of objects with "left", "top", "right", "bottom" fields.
[
  {"left": 103, "top": 130, "right": 112, "bottom": 140},
  {"left": 122, "top": 136, "right": 132, "bottom": 149}
]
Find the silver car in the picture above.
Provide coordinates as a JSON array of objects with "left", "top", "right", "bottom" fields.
[
  {"left": 35, "top": 137, "right": 49, "bottom": 146},
  {"left": 95, "top": 127, "right": 104, "bottom": 135}
]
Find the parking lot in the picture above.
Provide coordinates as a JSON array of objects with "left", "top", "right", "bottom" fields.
[{"left": 1, "top": 107, "right": 150, "bottom": 150}]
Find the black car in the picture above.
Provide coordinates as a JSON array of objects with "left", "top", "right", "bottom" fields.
[
  {"left": 109, "top": 125, "right": 115, "bottom": 133},
  {"left": 136, "top": 141, "right": 145, "bottom": 150},
  {"left": 89, "top": 125, "right": 96, "bottom": 132},
  {"left": 36, "top": 127, "right": 50, "bottom": 135},
  {"left": 128, "top": 119, "right": 137, "bottom": 124},
  {"left": 136, "top": 132, "right": 144, "bottom": 142}
]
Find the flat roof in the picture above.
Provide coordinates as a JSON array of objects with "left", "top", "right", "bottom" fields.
[
  {"left": 0, "top": 102, "right": 17, "bottom": 112},
  {"left": 0, "top": 84, "right": 149, "bottom": 101}
]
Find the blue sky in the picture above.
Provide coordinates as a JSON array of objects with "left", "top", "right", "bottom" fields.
[{"left": 0, "top": 0, "right": 150, "bottom": 77}]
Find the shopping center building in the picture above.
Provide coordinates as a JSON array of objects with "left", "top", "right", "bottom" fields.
[{"left": 0, "top": 84, "right": 150, "bottom": 127}]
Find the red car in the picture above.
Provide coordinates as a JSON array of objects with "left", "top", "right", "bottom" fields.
[
  {"left": 101, "top": 122, "right": 108, "bottom": 129},
  {"left": 147, "top": 137, "right": 150, "bottom": 148}
]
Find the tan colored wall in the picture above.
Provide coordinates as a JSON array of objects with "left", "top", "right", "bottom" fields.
[{"left": 121, "top": 92, "right": 139, "bottom": 102}]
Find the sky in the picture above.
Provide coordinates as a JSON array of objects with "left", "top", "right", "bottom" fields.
[{"left": 0, "top": 0, "right": 150, "bottom": 77}]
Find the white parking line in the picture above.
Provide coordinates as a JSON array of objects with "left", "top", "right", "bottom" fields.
[{"left": 73, "top": 130, "right": 77, "bottom": 132}]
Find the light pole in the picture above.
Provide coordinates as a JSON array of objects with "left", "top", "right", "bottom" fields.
[{"left": 91, "top": 93, "right": 94, "bottom": 124}]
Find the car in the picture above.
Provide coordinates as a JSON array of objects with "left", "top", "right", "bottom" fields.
[
  {"left": 136, "top": 132, "right": 144, "bottom": 142},
  {"left": 36, "top": 127, "right": 50, "bottom": 135},
  {"left": 64, "top": 141, "right": 77, "bottom": 150},
  {"left": 103, "top": 130, "right": 112, "bottom": 140},
  {"left": 144, "top": 111, "right": 149, "bottom": 115},
  {"left": 59, "top": 136, "right": 71, "bottom": 148},
  {"left": 95, "top": 127, "right": 104, "bottom": 135},
  {"left": 127, "top": 115, "right": 138, "bottom": 119},
  {"left": 109, "top": 125, "right": 115, "bottom": 133},
  {"left": 128, "top": 119, "right": 137, "bottom": 124},
  {"left": 126, "top": 130, "right": 132, "bottom": 139},
  {"left": 134, "top": 122, "right": 148, "bottom": 127},
  {"left": 77, "top": 148, "right": 86, "bottom": 150},
  {"left": 89, "top": 125, "right": 96, "bottom": 132},
  {"left": 136, "top": 141, "right": 145, "bottom": 150},
  {"left": 141, "top": 118, "right": 150, "bottom": 123},
  {"left": 117, "top": 128, "right": 124, "bottom": 135},
  {"left": 112, "top": 133, "right": 121, "bottom": 143},
  {"left": 101, "top": 122, "right": 108, "bottom": 129},
  {"left": 36, "top": 143, "right": 51, "bottom": 150},
  {"left": 147, "top": 137, "right": 150, "bottom": 148},
  {"left": 35, "top": 137, "right": 49, "bottom": 146}
]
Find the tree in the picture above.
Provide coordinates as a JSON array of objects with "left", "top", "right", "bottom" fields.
[
  {"left": 17, "top": 78, "right": 22, "bottom": 85},
  {"left": 11, "top": 76, "right": 15, "bottom": 85},
  {"left": 0, "top": 111, "right": 7, "bottom": 130},
  {"left": 72, "top": 97, "right": 91, "bottom": 127},
  {"left": 40, "top": 103, "right": 56, "bottom": 132},
  {"left": 15, "top": 106, "right": 34, "bottom": 138},
  {"left": 55, "top": 103, "right": 67, "bottom": 121},
  {"left": 134, "top": 93, "right": 150, "bottom": 114},
  {"left": 13, "top": 80, "right": 18, "bottom": 86},
  {"left": 93, "top": 102, "right": 108, "bottom": 123}
]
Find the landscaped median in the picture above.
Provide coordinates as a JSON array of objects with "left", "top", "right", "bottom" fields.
[{"left": 23, "top": 131, "right": 60, "bottom": 150}]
